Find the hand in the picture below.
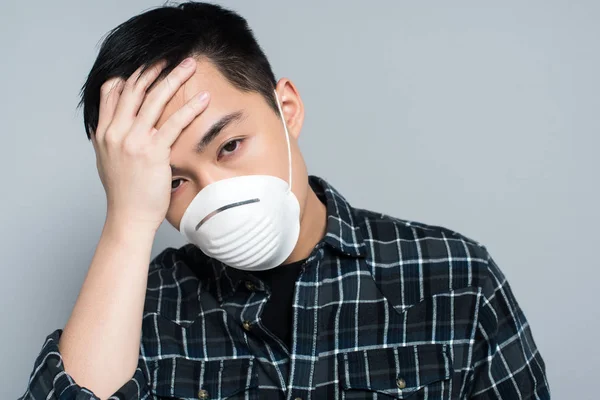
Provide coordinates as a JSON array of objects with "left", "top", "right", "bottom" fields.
[{"left": 91, "top": 57, "right": 209, "bottom": 232}]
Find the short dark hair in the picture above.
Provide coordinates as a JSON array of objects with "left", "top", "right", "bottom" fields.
[{"left": 78, "top": 1, "right": 278, "bottom": 139}]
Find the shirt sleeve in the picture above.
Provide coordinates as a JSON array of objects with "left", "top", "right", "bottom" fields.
[
  {"left": 19, "top": 329, "right": 154, "bottom": 400},
  {"left": 469, "top": 250, "right": 550, "bottom": 399}
]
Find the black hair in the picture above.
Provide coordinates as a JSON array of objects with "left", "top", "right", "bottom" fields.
[{"left": 78, "top": 1, "right": 278, "bottom": 139}]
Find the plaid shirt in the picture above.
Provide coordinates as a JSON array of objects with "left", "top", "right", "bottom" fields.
[{"left": 21, "top": 176, "right": 549, "bottom": 399}]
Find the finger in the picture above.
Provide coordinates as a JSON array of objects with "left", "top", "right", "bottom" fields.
[
  {"left": 95, "top": 78, "right": 124, "bottom": 141},
  {"left": 131, "top": 57, "right": 198, "bottom": 135},
  {"left": 155, "top": 91, "right": 210, "bottom": 148},
  {"left": 108, "top": 60, "right": 168, "bottom": 140}
]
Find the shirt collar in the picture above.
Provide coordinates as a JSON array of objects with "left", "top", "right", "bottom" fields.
[
  {"left": 186, "top": 175, "right": 367, "bottom": 303},
  {"left": 308, "top": 175, "right": 367, "bottom": 258}
]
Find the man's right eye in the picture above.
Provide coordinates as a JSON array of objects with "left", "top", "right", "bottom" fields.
[{"left": 171, "top": 179, "right": 184, "bottom": 192}]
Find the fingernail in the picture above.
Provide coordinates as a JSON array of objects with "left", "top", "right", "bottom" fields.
[
  {"left": 197, "top": 92, "right": 209, "bottom": 101},
  {"left": 180, "top": 57, "right": 194, "bottom": 67}
]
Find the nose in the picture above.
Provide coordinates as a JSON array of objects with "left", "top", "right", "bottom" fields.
[{"left": 194, "top": 168, "right": 229, "bottom": 192}]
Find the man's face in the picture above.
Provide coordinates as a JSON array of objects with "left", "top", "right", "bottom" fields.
[{"left": 155, "top": 59, "right": 308, "bottom": 231}]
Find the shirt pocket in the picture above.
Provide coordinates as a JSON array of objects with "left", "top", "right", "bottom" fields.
[
  {"left": 152, "top": 356, "right": 258, "bottom": 400},
  {"left": 338, "top": 343, "right": 453, "bottom": 399}
]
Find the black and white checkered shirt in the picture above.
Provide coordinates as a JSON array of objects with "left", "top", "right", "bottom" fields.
[{"left": 21, "top": 176, "right": 549, "bottom": 399}]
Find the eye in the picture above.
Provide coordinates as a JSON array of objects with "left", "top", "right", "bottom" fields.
[
  {"left": 171, "top": 178, "right": 184, "bottom": 193},
  {"left": 218, "top": 139, "right": 242, "bottom": 159}
]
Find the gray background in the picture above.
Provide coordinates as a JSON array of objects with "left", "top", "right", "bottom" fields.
[{"left": 1, "top": 0, "right": 598, "bottom": 398}]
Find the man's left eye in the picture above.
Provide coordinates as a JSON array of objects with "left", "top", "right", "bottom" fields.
[{"left": 220, "top": 139, "right": 240, "bottom": 155}]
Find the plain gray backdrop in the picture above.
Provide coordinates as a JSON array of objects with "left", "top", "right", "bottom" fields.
[{"left": 1, "top": 0, "right": 598, "bottom": 398}]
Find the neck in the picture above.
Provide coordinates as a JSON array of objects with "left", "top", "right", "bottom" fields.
[{"left": 283, "top": 186, "right": 327, "bottom": 264}]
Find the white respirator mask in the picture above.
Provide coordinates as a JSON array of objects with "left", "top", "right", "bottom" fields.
[{"left": 179, "top": 91, "right": 301, "bottom": 271}]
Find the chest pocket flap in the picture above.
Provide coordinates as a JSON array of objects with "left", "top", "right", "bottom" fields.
[
  {"left": 338, "top": 343, "right": 453, "bottom": 398},
  {"left": 152, "top": 356, "right": 258, "bottom": 399}
]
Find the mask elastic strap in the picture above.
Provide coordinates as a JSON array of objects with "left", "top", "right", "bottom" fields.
[{"left": 274, "top": 90, "right": 293, "bottom": 192}]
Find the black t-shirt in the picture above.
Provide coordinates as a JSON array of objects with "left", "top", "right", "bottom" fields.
[{"left": 250, "top": 258, "right": 307, "bottom": 349}]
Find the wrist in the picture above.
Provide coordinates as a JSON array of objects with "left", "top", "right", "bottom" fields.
[{"left": 103, "top": 213, "right": 159, "bottom": 244}]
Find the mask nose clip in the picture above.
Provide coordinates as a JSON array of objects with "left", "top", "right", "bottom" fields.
[{"left": 195, "top": 198, "right": 261, "bottom": 231}]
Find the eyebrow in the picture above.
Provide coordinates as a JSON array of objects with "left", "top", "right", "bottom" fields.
[
  {"left": 195, "top": 110, "right": 244, "bottom": 153},
  {"left": 170, "top": 110, "right": 245, "bottom": 175}
]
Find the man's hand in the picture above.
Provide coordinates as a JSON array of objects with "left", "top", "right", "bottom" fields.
[{"left": 92, "top": 57, "right": 209, "bottom": 232}]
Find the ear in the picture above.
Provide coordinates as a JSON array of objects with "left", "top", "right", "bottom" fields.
[{"left": 275, "top": 78, "right": 304, "bottom": 140}]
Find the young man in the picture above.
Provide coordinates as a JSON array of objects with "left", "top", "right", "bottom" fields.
[{"left": 21, "top": 2, "right": 549, "bottom": 399}]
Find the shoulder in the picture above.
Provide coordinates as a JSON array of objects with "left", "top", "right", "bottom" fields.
[
  {"left": 147, "top": 243, "right": 199, "bottom": 284},
  {"left": 353, "top": 207, "right": 489, "bottom": 259},
  {"left": 148, "top": 243, "right": 212, "bottom": 277},
  {"left": 144, "top": 244, "right": 211, "bottom": 321},
  {"left": 353, "top": 207, "right": 498, "bottom": 294}
]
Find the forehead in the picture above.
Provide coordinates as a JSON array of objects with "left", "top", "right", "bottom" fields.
[{"left": 154, "top": 59, "right": 254, "bottom": 131}]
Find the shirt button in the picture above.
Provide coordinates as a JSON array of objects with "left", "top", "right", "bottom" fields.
[
  {"left": 198, "top": 389, "right": 209, "bottom": 399},
  {"left": 396, "top": 377, "right": 406, "bottom": 389},
  {"left": 245, "top": 281, "right": 256, "bottom": 291},
  {"left": 242, "top": 320, "right": 252, "bottom": 331}
]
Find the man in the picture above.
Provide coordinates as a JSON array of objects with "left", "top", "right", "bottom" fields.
[{"left": 20, "top": 2, "right": 549, "bottom": 399}]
